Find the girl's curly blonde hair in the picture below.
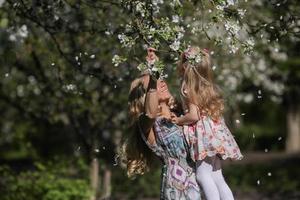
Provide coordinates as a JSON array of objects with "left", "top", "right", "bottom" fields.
[
  {"left": 119, "top": 77, "right": 154, "bottom": 178},
  {"left": 178, "top": 47, "right": 224, "bottom": 121}
]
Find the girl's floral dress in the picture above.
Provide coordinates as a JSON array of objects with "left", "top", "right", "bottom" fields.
[{"left": 183, "top": 115, "right": 243, "bottom": 161}]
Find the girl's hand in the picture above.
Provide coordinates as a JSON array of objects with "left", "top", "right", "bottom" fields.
[
  {"left": 146, "top": 47, "right": 159, "bottom": 65},
  {"left": 170, "top": 112, "right": 179, "bottom": 124},
  {"left": 163, "top": 112, "right": 172, "bottom": 121}
]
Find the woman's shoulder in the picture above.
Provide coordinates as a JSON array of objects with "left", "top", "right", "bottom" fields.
[{"left": 136, "top": 113, "right": 156, "bottom": 133}]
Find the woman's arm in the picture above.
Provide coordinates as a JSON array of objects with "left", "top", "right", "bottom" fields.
[
  {"left": 172, "top": 103, "right": 199, "bottom": 125},
  {"left": 138, "top": 74, "right": 159, "bottom": 144},
  {"left": 139, "top": 48, "right": 160, "bottom": 135},
  {"left": 144, "top": 74, "right": 158, "bottom": 119}
]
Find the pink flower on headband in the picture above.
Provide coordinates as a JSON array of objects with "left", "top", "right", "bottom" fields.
[
  {"left": 183, "top": 47, "right": 194, "bottom": 58},
  {"left": 183, "top": 51, "right": 189, "bottom": 59},
  {"left": 184, "top": 47, "right": 203, "bottom": 65},
  {"left": 203, "top": 48, "right": 209, "bottom": 53}
]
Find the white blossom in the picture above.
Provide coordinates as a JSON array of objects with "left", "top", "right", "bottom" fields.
[
  {"left": 237, "top": 9, "right": 246, "bottom": 18},
  {"left": 170, "top": 0, "right": 182, "bottom": 7},
  {"left": 226, "top": 0, "right": 236, "bottom": 6},
  {"left": 118, "top": 33, "right": 135, "bottom": 48},
  {"left": 195, "top": 55, "right": 202, "bottom": 63},
  {"left": 224, "top": 20, "right": 240, "bottom": 35},
  {"left": 177, "top": 31, "right": 184, "bottom": 39},
  {"left": 245, "top": 38, "right": 255, "bottom": 52},
  {"left": 66, "top": 84, "right": 76, "bottom": 91},
  {"left": 216, "top": 5, "right": 225, "bottom": 11},
  {"left": 18, "top": 25, "right": 28, "bottom": 38},
  {"left": 8, "top": 24, "right": 29, "bottom": 41},
  {"left": 136, "top": 2, "right": 146, "bottom": 17},
  {"left": 172, "top": 15, "right": 180, "bottom": 23},
  {"left": 169, "top": 40, "right": 181, "bottom": 51},
  {"left": 229, "top": 45, "right": 239, "bottom": 54},
  {"left": 152, "top": 0, "right": 164, "bottom": 13},
  {"left": 112, "top": 55, "right": 126, "bottom": 67}
]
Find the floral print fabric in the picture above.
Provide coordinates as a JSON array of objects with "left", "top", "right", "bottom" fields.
[
  {"left": 183, "top": 115, "right": 243, "bottom": 162},
  {"left": 140, "top": 117, "right": 202, "bottom": 200}
]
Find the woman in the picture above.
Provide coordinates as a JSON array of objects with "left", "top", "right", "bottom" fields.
[{"left": 122, "top": 49, "right": 201, "bottom": 199}]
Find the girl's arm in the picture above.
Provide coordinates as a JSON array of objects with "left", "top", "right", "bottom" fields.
[{"left": 172, "top": 103, "right": 199, "bottom": 125}]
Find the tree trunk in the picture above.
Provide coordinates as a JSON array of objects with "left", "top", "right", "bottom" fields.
[
  {"left": 101, "top": 166, "right": 112, "bottom": 199},
  {"left": 89, "top": 158, "right": 99, "bottom": 200},
  {"left": 286, "top": 107, "right": 300, "bottom": 152}
]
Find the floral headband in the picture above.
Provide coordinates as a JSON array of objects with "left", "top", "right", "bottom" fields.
[{"left": 183, "top": 47, "right": 208, "bottom": 67}]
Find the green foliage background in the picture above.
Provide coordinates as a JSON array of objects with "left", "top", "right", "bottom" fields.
[{"left": 0, "top": 0, "right": 299, "bottom": 199}]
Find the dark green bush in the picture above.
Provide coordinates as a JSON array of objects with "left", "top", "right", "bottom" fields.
[
  {"left": 224, "top": 159, "right": 300, "bottom": 195},
  {"left": 112, "top": 166, "right": 161, "bottom": 199},
  {"left": 0, "top": 162, "right": 91, "bottom": 200}
]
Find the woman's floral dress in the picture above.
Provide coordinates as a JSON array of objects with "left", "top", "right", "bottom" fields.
[
  {"left": 140, "top": 117, "right": 201, "bottom": 200},
  {"left": 183, "top": 115, "right": 243, "bottom": 162}
]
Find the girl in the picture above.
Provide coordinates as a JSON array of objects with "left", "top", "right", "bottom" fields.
[{"left": 171, "top": 47, "right": 243, "bottom": 200}]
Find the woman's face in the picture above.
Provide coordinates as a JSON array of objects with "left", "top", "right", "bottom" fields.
[
  {"left": 157, "top": 79, "right": 171, "bottom": 102},
  {"left": 142, "top": 75, "right": 171, "bottom": 102}
]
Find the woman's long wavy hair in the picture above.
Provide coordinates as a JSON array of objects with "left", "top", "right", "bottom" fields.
[
  {"left": 178, "top": 47, "right": 224, "bottom": 120},
  {"left": 120, "top": 77, "right": 154, "bottom": 178}
]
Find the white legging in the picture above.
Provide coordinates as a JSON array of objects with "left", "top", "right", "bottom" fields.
[{"left": 196, "top": 156, "right": 234, "bottom": 200}]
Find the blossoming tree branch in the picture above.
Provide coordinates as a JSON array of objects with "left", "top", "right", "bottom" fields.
[{"left": 113, "top": 0, "right": 255, "bottom": 75}]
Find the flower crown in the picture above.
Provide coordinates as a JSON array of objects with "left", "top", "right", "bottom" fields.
[{"left": 184, "top": 48, "right": 208, "bottom": 67}]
